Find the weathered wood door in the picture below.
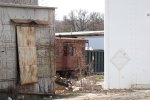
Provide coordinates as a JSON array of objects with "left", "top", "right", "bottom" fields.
[{"left": 16, "top": 26, "right": 38, "bottom": 85}]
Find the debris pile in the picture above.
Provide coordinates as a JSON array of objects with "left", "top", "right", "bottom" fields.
[
  {"left": 55, "top": 75, "right": 103, "bottom": 94},
  {"left": 55, "top": 76, "right": 73, "bottom": 94},
  {"left": 73, "top": 76, "right": 102, "bottom": 92}
]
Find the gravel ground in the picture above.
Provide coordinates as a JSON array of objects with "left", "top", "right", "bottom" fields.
[{"left": 54, "top": 90, "right": 150, "bottom": 100}]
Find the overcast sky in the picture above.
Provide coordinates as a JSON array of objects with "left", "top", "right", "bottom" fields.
[{"left": 39, "top": 0, "right": 104, "bottom": 20}]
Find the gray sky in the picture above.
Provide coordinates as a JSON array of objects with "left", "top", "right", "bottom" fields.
[{"left": 39, "top": 0, "right": 104, "bottom": 20}]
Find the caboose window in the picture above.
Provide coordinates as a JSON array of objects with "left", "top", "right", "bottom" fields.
[
  {"left": 63, "top": 44, "right": 75, "bottom": 56},
  {"left": 63, "top": 44, "right": 68, "bottom": 56}
]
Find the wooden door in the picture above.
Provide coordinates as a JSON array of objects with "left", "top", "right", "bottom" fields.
[{"left": 16, "top": 26, "right": 38, "bottom": 85}]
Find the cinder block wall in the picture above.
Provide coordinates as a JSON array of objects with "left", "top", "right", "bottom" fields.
[
  {"left": 0, "top": 5, "right": 55, "bottom": 93},
  {"left": 0, "top": 0, "right": 38, "bottom": 5}
]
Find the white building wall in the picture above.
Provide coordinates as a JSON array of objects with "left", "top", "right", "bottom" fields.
[
  {"left": 105, "top": 0, "right": 150, "bottom": 89},
  {"left": 82, "top": 36, "right": 104, "bottom": 50},
  {"left": 86, "top": 37, "right": 104, "bottom": 50}
]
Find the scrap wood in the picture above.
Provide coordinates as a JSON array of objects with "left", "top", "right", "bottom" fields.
[{"left": 55, "top": 76, "right": 73, "bottom": 89}]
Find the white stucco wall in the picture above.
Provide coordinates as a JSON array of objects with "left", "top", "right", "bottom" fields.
[{"left": 105, "top": 0, "right": 150, "bottom": 89}]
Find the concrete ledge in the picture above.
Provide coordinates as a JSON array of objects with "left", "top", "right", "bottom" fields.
[{"left": 131, "top": 84, "right": 150, "bottom": 89}]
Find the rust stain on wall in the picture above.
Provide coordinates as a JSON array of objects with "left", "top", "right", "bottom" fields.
[{"left": 17, "top": 26, "right": 38, "bottom": 85}]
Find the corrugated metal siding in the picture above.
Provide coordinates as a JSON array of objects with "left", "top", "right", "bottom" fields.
[{"left": 86, "top": 50, "right": 104, "bottom": 73}]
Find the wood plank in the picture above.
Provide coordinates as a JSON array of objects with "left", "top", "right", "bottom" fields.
[{"left": 17, "top": 26, "right": 38, "bottom": 85}]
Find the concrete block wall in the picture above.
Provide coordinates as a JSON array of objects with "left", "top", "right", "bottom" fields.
[
  {"left": 0, "top": 5, "right": 55, "bottom": 93},
  {"left": 0, "top": 0, "right": 38, "bottom": 5}
]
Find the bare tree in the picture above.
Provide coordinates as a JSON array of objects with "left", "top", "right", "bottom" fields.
[
  {"left": 55, "top": 20, "right": 64, "bottom": 33},
  {"left": 89, "top": 12, "right": 104, "bottom": 31},
  {"left": 67, "top": 10, "right": 90, "bottom": 31},
  {"left": 55, "top": 9, "right": 104, "bottom": 32},
  {"left": 68, "top": 11, "right": 78, "bottom": 31},
  {"left": 76, "top": 10, "right": 90, "bottom": 31}
]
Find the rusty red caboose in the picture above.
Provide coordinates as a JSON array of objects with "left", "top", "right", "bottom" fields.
[{"left": 55, "top": 37, "right": 88, "bottom": 77}]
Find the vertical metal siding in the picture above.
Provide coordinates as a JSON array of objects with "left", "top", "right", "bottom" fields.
[{"left": 86, "top": 50, "right": 104, "bottom": 73}]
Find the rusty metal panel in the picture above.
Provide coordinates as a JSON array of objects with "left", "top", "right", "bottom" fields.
[
  {"left": 17, "top": 26, "right": 36, "bottom": 47},
  {"left": 17, "top": 26, "right": 38, "bottom": 85}
]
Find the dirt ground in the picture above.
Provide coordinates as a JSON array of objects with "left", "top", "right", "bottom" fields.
[
  {"left": 2, "top": 89, "right": 150, "bottom": 100},
  {"left": 4, "top": 75, "right": 149, "bottom": 100},
  {"left": 53, "top": 75, "right": 150, "bottom": 100},
  {"left": 54, "top": 90, "right": 150, "bottom": 100}
]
